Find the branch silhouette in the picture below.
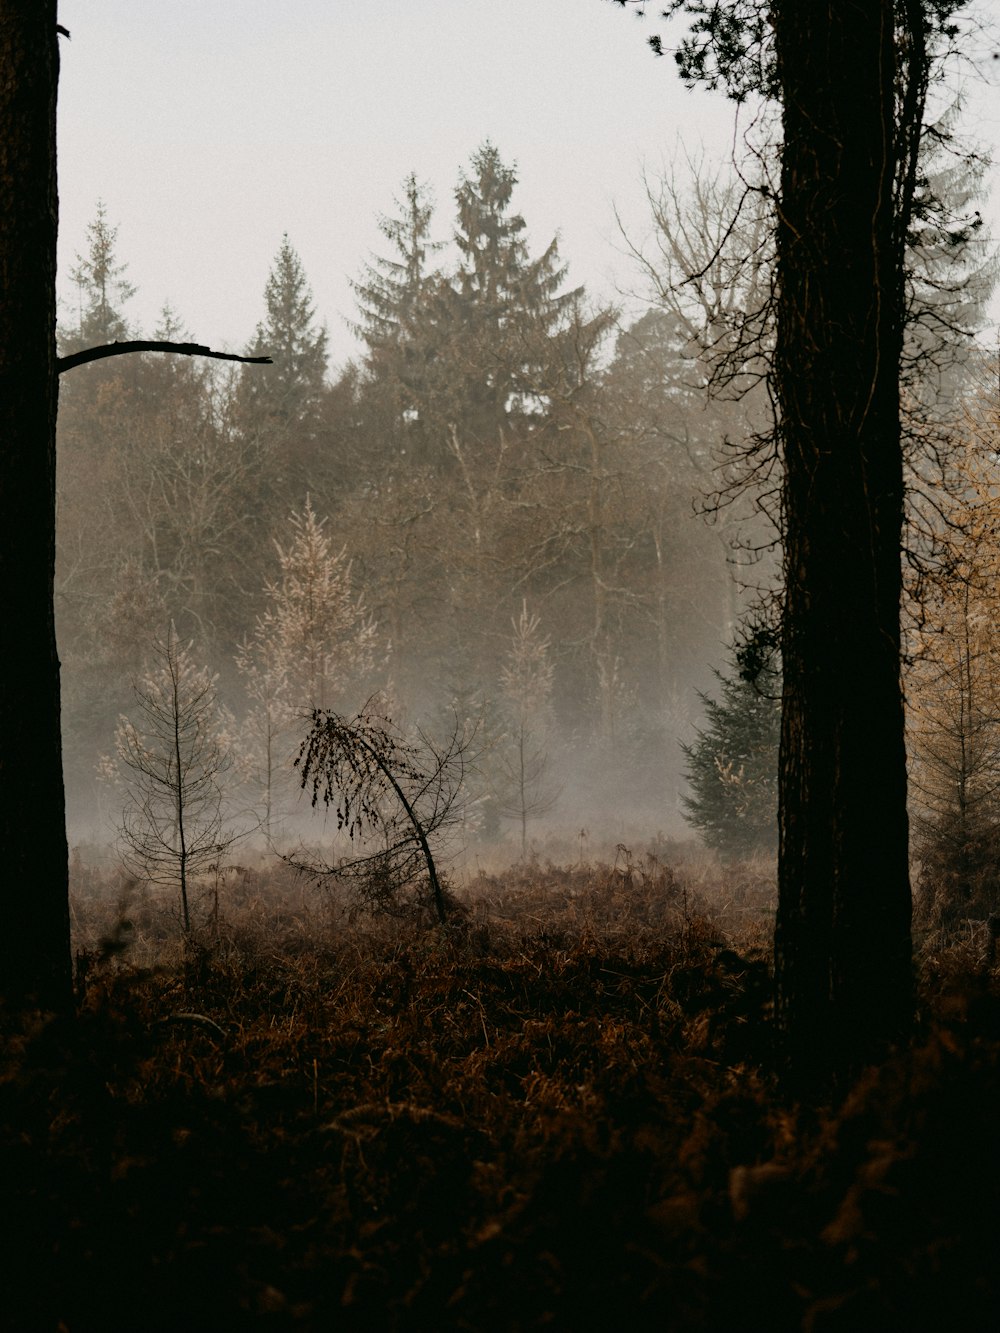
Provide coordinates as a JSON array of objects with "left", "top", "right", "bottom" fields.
[{"left": 58, "top": 339, "right": 273, "bottom": 375}]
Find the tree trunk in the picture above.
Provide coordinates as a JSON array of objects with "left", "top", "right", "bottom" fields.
[
  {"left": 0, "top": 3, "right": 71, "bottom": 1008},
  {"left": 773, "top": 0, "right": 913, "bottom": 1081}
]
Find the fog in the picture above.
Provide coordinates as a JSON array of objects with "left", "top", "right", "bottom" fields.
[{"left": 53, "top": 1, "right": 999, "bottom": 874}]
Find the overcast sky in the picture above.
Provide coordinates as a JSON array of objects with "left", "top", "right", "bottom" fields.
[{"left": 56, "top": 1, "right": 1000, "bottom": 370}]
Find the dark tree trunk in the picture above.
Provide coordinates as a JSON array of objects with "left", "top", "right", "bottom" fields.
[
  {"left": 773, "top": 0, "right": 914, "bottom": 1081},
  {"left": 0, "top": 3, "right": 71, "bottom": 1009}
]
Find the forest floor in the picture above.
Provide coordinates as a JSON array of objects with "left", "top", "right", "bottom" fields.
[{"left": 2, "top": 848, "right": 998, "bottom": 1332}]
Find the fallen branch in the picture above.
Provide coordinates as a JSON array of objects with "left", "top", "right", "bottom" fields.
[{"left": 58, "top": 339, "right": 273, "bottom": 375}]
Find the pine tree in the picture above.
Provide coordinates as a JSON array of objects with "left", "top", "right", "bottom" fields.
[
  {"left": 682, "top": 647, "right": 781, "bottom": 861},
  {"left": 371, "top": 143, "right": 585, "bottom": 464},
  {"left": 65, "top": 200, "right": 136, "bottom": 352}
]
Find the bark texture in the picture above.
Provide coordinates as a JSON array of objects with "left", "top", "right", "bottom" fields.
[
  {"left": 773, "top": 0, "right": 914, "bottom": 1078},
  {"left": 0, "top": 3, "right": 71, "bottom": 1008}
]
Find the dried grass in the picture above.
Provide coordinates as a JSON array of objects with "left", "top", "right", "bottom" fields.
[{"left": 1, "top": 851, "right": 996, "bottom": 1330}]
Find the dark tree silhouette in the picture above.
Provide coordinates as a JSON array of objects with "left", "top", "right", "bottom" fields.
[
  {"left": 0, "top": 7, "right": 268, "bottom": 1008},
  {"left": 614, "top": 0, "right": 970, "bottom": 1081},
  {"left": 0, "top": 3, "right": 69, "bottom": 1010}
]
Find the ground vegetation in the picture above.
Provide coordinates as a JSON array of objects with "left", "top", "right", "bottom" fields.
[{"left": 2, "top": 851, "right": 996, "bottom": 1331}]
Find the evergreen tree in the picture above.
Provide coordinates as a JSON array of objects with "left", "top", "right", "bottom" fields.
[
  {"left": 244, "top": 233, "right": 328, "bottom": 426},
  {"left": 238, "top": 235, "right": 329, "bottom": 506},
  {"left": 682, "top": 646, "right": 780, "bottom": 861},
  {"left": 353, "top": 172, "right": 441, "bottom": 364},
  {"left": 233, "top": 234, "right": 333, "bottom": 546},
  {"left": 368, "top": 143, "right": 585, "bottom": 466},
  {"left": 65, "top": 200, "right": 136, "bottom": 352},
  {"left": 0, "top": 2, "right": 71, "bottom": 1009},
  {"left": 449, "top": 140, "right": 582, "bottom": 439}
]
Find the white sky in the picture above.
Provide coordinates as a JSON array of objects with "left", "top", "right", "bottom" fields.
[{"left": 56, "top": 1, "right": 1000, "bottom": 370}]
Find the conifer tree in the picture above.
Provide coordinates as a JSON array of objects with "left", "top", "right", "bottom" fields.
[
  {"left": 353, "top": 172, "right": 441, "bottom": 364},
  {"left": 239, "top": 235, "right": 328, "bottom": 503},
  {"left": 111, "top": 626, "right": 237, "bottom": 933},
  {"left": 682, "top": 646, "right": 781, "bottom": 861},
  {"left": 449, "top": 141, "right": 582, "bottom": 439},
  {"left": 65, "top": 200, "right": 136, "bottom": 352},
  {"left": 907, "top": 399, "right": 1000, "bottom": 928},
  {"left": 235, "top": 500, "right": 377, "bottom": 831}
]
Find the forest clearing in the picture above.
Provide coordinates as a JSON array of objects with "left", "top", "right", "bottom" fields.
[{"left": 3, "top": 4, "right": 1000, "bottom": 1328}]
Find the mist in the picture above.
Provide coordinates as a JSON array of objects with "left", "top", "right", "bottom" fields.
[{"left": 57, "top": 140, "right": 781, "bottom": 877}]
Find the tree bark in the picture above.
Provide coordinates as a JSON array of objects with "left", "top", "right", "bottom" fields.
[
  {"left": 0, "top": 3, "right": 71, "bottom": 1008},
  {"left": 773, "top": 0, "right": 913, "bottom": 1081}
]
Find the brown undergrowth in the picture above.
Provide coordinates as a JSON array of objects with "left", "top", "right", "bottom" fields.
[{"left": 2, "top": 855, "right": 997, "bottom": 1331}]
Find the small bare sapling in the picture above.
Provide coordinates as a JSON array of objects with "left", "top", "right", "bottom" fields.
[{"left": 292, "top": 699, "right": 472, "bottom": 923}]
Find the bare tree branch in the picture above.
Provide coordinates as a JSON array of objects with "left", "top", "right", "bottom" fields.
[{"left": 58, "top": 339, "right": 273, "bottom": 375}]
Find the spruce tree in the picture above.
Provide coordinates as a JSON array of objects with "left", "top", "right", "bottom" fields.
[
  {"left": 353, "top": 172, "right": 441, "bottom": 365},
  {"left": 449, "top": 141, "right": 581, "bottom": 440},
  {"left": 64, "top": 200, "right": 136, "bottom": 352},
  {"left": 238, "top": 234, "right": 329, "bottom": 511},
  {"left": 244, "top": 234, "right": 328, "bottom": 429},
  {"left": 682, "top": 647, "right": 780, "bottom": 861}
]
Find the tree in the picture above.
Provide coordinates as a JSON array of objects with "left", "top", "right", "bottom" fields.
[
  {"left": 293, "top": 700, "right": 470, "bottom": 925},
  {"left": 682, "top": 645, "right": 780, "bottom": 860},
  {"left": 496, "top": 601, "right": 559, "bottom": 855},
  {"left": 769, "top": 0, "right": 925, "bottom": 1076},
  {"left": 0, "top": 3, "right": 69, "bottom": 1009},
  {"left": 615, "top": 0, "right": 972, "bottom": 1079},
  {"left": 387, "top": 142, "right": 584, "bottom": 467},
  {"left": 0, "top": 9, "right": 268, "bottom": 1007},
  {"left": 449, "top": 141, "right": 582, "bottom": 442},
  {"left": 353, "top": 172, "right": 442, "bottom": 370},
  {"left": 907, "top": 398, "right": 1000, "bottom": 930},
  {"left": 109, "top": 627, "right": 239, "bottom": 933},
  {"left": 239, "top": 234, "right": 329, "bottom": 503},
  {"left": 235, "top": 499, "right": 378, "bottom": 834},
  {"left": 64, "top": 199, "right": 136, "bottom": 352}
]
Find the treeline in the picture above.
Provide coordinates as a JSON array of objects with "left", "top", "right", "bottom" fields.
[{"left": 56, "top": 145, "right": 758, "bottom": 841}]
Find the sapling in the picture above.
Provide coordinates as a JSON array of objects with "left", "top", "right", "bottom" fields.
[
  {"left": 495, "top": 601, "right": 560, "bottom": 855},
  {"left": 292, "top": 698, "right": 472, "bottom": 924},
  {"left": 111, "top": 626, "right": 241, "bottom": 932}
]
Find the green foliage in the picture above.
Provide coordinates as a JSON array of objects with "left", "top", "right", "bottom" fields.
[
  {"left": 56, "top": 144, "right": 743, "bottom": 832},
  {"left": 682, "top": 646, "right": 780, "bottom": 860}
]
